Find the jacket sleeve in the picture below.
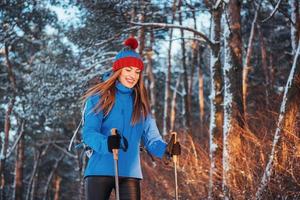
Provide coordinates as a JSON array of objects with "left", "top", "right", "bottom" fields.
[
  {"left": 82, "top": 95, "right": 109, "bottom": 154},
  {"left": 142, "top": 115, "right": 167, "bottom": 158}
]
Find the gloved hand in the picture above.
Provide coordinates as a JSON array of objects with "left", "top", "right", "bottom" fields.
[
  {"left": 107, "top": 132, "right": 121, "bottom": 153},
  {"left": 165, "top": 135, "right": 181, "bottom": 157},
  {"left": 171, "top": 142, "right": 181, "bottom": 156}
]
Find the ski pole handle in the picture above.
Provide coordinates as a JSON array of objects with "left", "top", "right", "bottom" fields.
[
  {"left": 111, "top": 128, "right": 119, "bottom": 160},
  {"left": 171, "top": 132, "right": 177, "bottom": 163}
]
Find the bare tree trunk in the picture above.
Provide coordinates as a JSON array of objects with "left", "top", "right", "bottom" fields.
[
  {"left": 26, "top": 149, "right": 40, "bottom": 200},
  {"left": 222, "top": 0, "right": 244, "bottom": 198},
  {"left": 255, "top": 39, "right": 300, "bottom": 200},
  {"left": 28, "top": 145, "right": 49, "bottom": 200},
  {"left": 290, "top": 0, "right": 300, "bottom": 55},
  {"left": 30, "top": 172, "right": 38, "bottom": 200},
  {"left": 53, "top": 175, "right": 62, "bottom": 200},
  {"left": 1, "top": 43, "right": 17, "bottom": 200},
  {"left": 178, "top": 0, "right": 191, "bottom": 130},
  {"left": 42, "top": 155, "right": 64, "bottom": 200},
  {"left": 138, "top": 0, "right": 145, "bottom": 56},
  {"left": 137, "top": 0, "right": 152, "bottom": 108},
  {"left": 188, "top": 5, "right": 198, "bottom": 106},
  {"left": 170, "top": 75, "right": 181, "bottom": 131},
  {"left": 269, "top": 53, "right": 275, "bottom": 91},
  {"left": 198, "top": 59, "right": 205, "bottom": 130},
  {"left": 130, "top": 0, "right": 138, "bottom": 37},
  {"left": 181, "top": 81, "right": 186, "bottom": 128},
  {"left": 208, "top": 3, "right": 223, "bottom": 199},
  {"left": 242, "top": 3, "right": 260, "bottom": 116},
  {"left": 257, "top": 25, "right": 271, "bottom": 107},
  {"left": 146, "top": 30, "right": 157, "bottom": 119},
  {"left": 163, "top": 0, "right": 177, "bottom": 135},
  {"left": 14, "top": 120, "right": 25, "bottom": 200},
  {"left": 137, "top": 0, "right": 156, "bottom": 118}
]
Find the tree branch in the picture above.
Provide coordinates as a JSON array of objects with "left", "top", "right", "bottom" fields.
[
  {"left": 52, "top": 144, "right": 77, "bottom": 159},
  {"left": 261, "top": 0, "right": 283, "bottom": 23},
  {"left": 6, "top": 120, "right": 25, "bottom": 158},
  {"left": 130, "top": 21, "right": 215, "bottom": 48}
]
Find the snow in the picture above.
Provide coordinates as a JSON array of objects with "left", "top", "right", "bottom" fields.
[{"left": 48, "top": 4, "right": 84, "bottom": 27}]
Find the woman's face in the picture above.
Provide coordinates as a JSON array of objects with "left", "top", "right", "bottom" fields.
[{"left": 118, "top": 66, "right": 141, "bottom": 88}]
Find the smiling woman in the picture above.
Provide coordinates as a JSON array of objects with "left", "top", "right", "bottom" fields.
[{"left": 80, "top": 37, "right": 181, "bottom": 200}]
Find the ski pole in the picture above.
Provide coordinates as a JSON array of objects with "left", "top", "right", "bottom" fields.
[
  {"left": 111, "top": 128, "right": 120, "bottom": 200},
  {"left": 171, "top": 132, "right": 179, "bottom": 200}
]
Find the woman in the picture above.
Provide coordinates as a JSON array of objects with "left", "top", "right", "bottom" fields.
[{"left": 82, "top": 37, "right": 180, "bottom": 200}]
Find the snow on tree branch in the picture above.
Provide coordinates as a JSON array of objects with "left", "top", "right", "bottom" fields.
[{"left": 130, "top": 21, "right": 215, "bottom": 48}]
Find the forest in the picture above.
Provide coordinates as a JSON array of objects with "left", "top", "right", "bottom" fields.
[{"left": 1, "top": 0, "right": 300, "bottom": 199}]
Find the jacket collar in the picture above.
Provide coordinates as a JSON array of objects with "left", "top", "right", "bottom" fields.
[{"left": 115, "top": 81, "right": 133, "bottom": 95}]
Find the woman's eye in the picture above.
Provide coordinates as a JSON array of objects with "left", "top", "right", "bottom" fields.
[
  {"left": 125, "top": 69, "right": 131, "bottom": 72},
  {"left": 136, "top": 71, "right": 141, "bottom": 74}
]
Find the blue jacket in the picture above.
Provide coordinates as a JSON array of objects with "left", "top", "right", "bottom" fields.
[{"left": 82, "top": 81, "right": 167, "bottom": 179}]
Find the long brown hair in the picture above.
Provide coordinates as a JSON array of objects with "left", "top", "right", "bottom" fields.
[{"left": 81, "top": 69, "right": 151, "bottom": 125}]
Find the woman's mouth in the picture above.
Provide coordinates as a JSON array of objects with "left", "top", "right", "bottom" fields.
[{"left": 126, "top": 78, "right": 135, "bottom": 84}]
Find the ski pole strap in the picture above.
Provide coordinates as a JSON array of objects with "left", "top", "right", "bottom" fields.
[
  {"left": 68, "top": 103, "right": 87, "bottom": 152},
  {"left": 68, "top": 119, "right": 83, "bottom": 151},
  {"left": 120, "top": 135, "right": 128, "bottom": 152},
  {"left": 75, "top": 142, "right": 93, "bottom": 158}
]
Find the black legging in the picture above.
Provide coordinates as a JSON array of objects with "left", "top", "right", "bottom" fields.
[{"left": 85, "top": 176, "right": 141, "bottom": 200}]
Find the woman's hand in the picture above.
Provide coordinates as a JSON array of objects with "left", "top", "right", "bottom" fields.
[
  {"left": 164, "top": 134, "right": 181, "bottom": 160},
  {"left": 166, "top": 140, "right": 181, "bottom": 157},
  {"left": 107, "top": 133, "right": 121, "bottom": 153},
  {"left": 107, "top": 129, "right": 128, "bottom": 153}
]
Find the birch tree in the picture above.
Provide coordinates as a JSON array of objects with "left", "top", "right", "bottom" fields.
[
  {"left": 207, "top": 1, "right": 223, "bottom": 199},
  {"left": 256, "top": 2, "right": 300, "bottom": 198},
  {"left": 255, "top": 38, "right": 300, "bottom": 200},
  {"left": 222, "top": 0, "right": 244, "bottom": 198},
  {"left": 290, "top": 0, "right": 300, "bottom": 55}
]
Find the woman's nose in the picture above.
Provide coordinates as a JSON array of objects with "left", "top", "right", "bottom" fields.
[{"left": 130, "top": 71, "right": 138, "bottom": 78}]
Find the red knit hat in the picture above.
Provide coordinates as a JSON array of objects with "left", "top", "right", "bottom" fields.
[{"left": 112, "top": 38, "right": 144, "bottom": 71}]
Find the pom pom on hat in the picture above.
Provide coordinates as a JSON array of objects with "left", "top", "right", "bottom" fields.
[
  {"left": 112, "top": 37, "right": 144, "bottom": 72},
  {"left": 124, "top": 37, "right": 138, "bottom": 50}
]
